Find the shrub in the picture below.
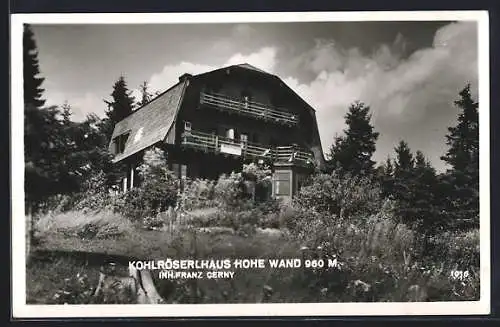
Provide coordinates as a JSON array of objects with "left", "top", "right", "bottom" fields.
[
  {"left": 110, "top": 147, "right": 178, "bottom": 221},
  {"left": 178, "top": 178, "right": 216, "bottom": 211},
  {"left": 142, "top": 214, "right": 165, "bottom": 230},
  {"left": 293, "top": 170, "right": 382, "bottom": 221},
  {"left": 242, "top": 162, "right": 273, "bottom": 202},
  {"left": 426, "top": 228, "right": 480, "bottom": 270},
  {"left": 213, "top": 171, "right": 251, "bottom": 210}
]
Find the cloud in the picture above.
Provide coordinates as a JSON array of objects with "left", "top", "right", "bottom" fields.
[
  {"left": 44, "top": 89, "right": 104, "bottom": 122},
  {"left": 282, "top": 21, "right": 478, "bottom": 171}
]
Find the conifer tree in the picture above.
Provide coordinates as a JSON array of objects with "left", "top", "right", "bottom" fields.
[
  {"left": 61, "top": 101, "right": 72, "bottom": 125},
  {"left": 411, "top": 150, "right": 443, "bottom": 235},
  {"left": 102, "top": 76, "right": 135, "bottom": 141},
  {"left": 23, "top": 24, "right": 45, "bottom": 109},
  {"left": 328, "top": 101, "right": 379, "bottom": 176},
  {"left": 105, "top": 76, "right": 135, "bottom": 122},
  {"left": 137, "top": 81, "right": 154, "bottom": 107},
  {"left": 379, "top": 156, "right": 395, "bottom": 198},
  {"left": 440, "top": 84, "right": 479, "bottom": 229},
  {"left": 391, "top": 140, "right": 415, "bottom": 225}
]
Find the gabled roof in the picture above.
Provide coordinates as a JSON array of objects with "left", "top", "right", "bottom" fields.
[
  {"left": 234, "top": 63, "right": 271, "bottom": 75},
  {"left": 109, "top": 80, "right": 187, "bottom": 163}
]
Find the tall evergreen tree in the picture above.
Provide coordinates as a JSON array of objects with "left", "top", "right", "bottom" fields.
[
  {"left": 411, "top": 151, "right": 443, "bottom": 235},
  {"left": 441, "top": 84, "right": 479, "bottom": 173},
  {"left": 393, "top": 140, "right": 414, "bottom": 178},
  {"left": 440, "top": 84, "right": 479, "bottom": 229},
  {"left": 105, "top": 76, "right": 135, "bottom": 122},
  {"left": 61, "top": 101, "right": 72, "bottom": 124},
  {"left": 23, "top": 24, "right": 45, "bottom": 109},
  {"left": 102, "top": 76, "right": 135, "bottom": 141},
  {"left": 391, "top": 140, "right": 415, "bottom": 225},
  {"left": 327, "top": 101, "right": 379, "bottom": 176},
  {"left": 379, "top": 156, "right": 395, "bottom": 199},
  {"left": 137, "top": 81, "right": 154, "bottom": 107}
]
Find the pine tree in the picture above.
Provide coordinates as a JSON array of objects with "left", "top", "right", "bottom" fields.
[
  {"left": 379, "top": 156, "right": 395, "bottom": 198},
  {"left": 102, "top": 76, "right": 135, "bottom": 141},
  {"left": 61, "top": 101, "right": 72, "bottom": 124},
  {"left": 411, "top": 151, "right": 443, "bottom": 235},
  {"left": 105, "top": 76, "right": 135, "bottom": 122},
  {"left": 440, "top": 84, "right": 479, "bottom": 229},
  {"left": 328, "top": 101, "right": 379, "bottom": 176},
  {"left": 393, "top": 140, "right": 414, "bottom": 178},
  {"left": 23, "top": 24, "right": 45, "bottom": 109},
  {"left": 137, "top": 81, "right": 154, "bottom": 107},
  {"left": 391, "top": 140, "right": 415, "bottom": 225}
]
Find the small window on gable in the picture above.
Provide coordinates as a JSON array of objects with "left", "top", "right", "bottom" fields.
[
  {"left": 184, "top": 121, "right": 192, "bottom": 132},
  {"left": 113, "top": 132, "right": 130, "bottom": 154}
]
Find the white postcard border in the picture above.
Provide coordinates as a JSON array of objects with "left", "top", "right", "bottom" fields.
[{"left": 11, "top": 10, "right": 491, "bottom": 318}]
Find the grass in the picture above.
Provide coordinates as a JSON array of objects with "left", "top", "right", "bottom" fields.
[{"left": 27, "top": 207, "right": 480, "bottom": 304}]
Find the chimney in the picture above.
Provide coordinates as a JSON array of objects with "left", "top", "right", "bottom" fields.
[{"left": 179, "top": 73, "right": 192, "bottom": 82}]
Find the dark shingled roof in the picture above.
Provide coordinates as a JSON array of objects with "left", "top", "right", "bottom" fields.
[
  {"left": 235, "top": 63, "right": 271, "bottom": 75},
  {"left": 109, "top": 80, "right": 188, "bottom": 163}
]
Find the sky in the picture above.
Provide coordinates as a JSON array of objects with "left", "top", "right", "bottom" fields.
[{"left": 31, "top": 21, "right": 479, "bottom": 172}]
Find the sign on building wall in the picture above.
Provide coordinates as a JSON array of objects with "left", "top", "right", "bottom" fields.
[{"left": 220, "top": 143, "right": 242, "bottom": 156}]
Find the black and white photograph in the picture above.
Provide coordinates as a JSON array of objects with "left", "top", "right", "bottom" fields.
[{"left": 11, "top": 11, "right": 490, "bottom": 318}]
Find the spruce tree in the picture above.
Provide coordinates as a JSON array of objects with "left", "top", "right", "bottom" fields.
[
  {"left": 328, "top": 101, "right": 379, "bottom": 176},
  {"left": 137, "top": 81, "right": 154, "bottom": 107},
  {"left": 102, "top": 76, "right": 135, "bottom": 141},
  {"left": 23, "top": 24, "right": 45, "bottom": 109},
  {"left": 105, "top": 76, "right": 135, "bottom": 122},
  {"left": 392, "top": 140, "right": 415, "bottom": 225},
  {"left": 440, "top": 84, "right": 479, "bottom": 229},
  {"left": 411, "top": 150, "right": 443, "bottom": 235},
  {"left": 379, "top": 156, "right": 395, "bottom": 199},
  {"left": 61, "top": 101, "right": 72, "bottom": 125},
  {"left": 393, "top": 140, "right": 414, "bottom": 178}
]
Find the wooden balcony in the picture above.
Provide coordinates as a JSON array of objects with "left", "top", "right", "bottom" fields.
[
  {"left": 181, "top": 130, "right": 315, "bottom": 166},
  {"left": 199, "top": 92, "right": 299, "bottom": 126}
]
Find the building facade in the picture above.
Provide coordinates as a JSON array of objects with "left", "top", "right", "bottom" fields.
[{"left": 108, "top": 63, "right": 325, "bottom": 201}]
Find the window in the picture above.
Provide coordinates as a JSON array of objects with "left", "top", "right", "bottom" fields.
[
  {"left": 274, "top": 171, "right": 291, "bottom": 196},
  {"left": 113, "top": 132, "right": 130, "bottom": 154},
  {"left": 180, "top": 165, "right": 187, "bottom": 179},
  {"left": 240, "top": 133, "right": 248, "bottom": 143},
  {"left": 184, "top": 121, "right": 192, "bottom": 132},
  {"left": 226, "top": 128, "right": 235, "bottom": 140}
]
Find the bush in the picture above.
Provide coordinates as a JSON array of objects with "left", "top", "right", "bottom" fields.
[
  {"left": 426, "top": 229, "right": 480, "bottom": 270},
  {"left": 178, "top": 178, "right": 216, "bottom": 211},
  {"left": 108, "top": 147, "right": 178, "bottom": 221},
  {"left": 293, "top": 170, "right": 382, "bottom": 221},
  {"left": 213, "top": 171, "right": 252, "bottom": 210},
  {"left": 143, "top": 214, "right": 165, "bottom": 231}
]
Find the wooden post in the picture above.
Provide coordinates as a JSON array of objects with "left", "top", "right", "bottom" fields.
[{"left": 130, "top": 164, "right": 134, "bottom": 189}]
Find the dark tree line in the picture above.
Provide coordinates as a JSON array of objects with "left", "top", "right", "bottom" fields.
[{"left": 326, "top": 84, "right": 479, "bottom": 236}]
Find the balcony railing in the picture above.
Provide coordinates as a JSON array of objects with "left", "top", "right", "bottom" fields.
[
  {"left": 181, "top": 130, "right": 314, "bottom": 166},
  {"left": 200, "top": 92, "right": 299, "bottom": 126}
]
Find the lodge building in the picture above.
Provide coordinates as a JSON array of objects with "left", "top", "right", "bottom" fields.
[{"left": 108, "top": 63, "right": 325, "bottom": 201}]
